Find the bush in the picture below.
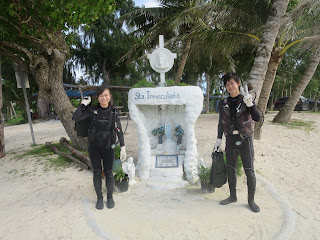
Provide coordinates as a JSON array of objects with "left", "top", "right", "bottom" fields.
[
  {"left": 166, "top": 79, "right": 188, "bottom": 86},
  {"left": 132, "top": 78, "right": 156, "bottom": 88},
  {"left": 5, "top": 116, "right": 28, "bottom": 125}
]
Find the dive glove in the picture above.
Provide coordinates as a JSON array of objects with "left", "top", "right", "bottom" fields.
[
  {"left": 214, "top": 138, "right": 222, "bottom": 152},
  {"left": 81, "top": 96, "right": 91, "bottom": 106},
  {"left": 240, "top": 85, "right": 253, "bottom": 107},
  {"left": 120, "top": 146, "right": 127, "bottom": 162}
]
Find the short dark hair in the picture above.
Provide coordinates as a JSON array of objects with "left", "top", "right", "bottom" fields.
[
  {"left": 222, "top": 73, "right": 240, "bottom": 86},
  {"left": 96, "top": 85, "right": 114, "bottom": 107}
]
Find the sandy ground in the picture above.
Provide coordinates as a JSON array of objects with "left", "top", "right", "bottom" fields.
[{"left": 1, "top": 112, "right": 320, "bottom": 240}]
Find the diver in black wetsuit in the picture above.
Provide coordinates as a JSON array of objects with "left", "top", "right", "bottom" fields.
[
  {"left": 72, "top": 86, "right": 126, "bottom": 210},
  {"left": 213, "top": 73, "right": 261, "bottom": 213}
]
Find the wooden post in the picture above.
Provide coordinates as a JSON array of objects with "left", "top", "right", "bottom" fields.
[
  {"left": 10, "top": 101, "right": 17, "bottom": 118},
  {"left": 79, "top": 86, "right": 84, "bottom": 99}
]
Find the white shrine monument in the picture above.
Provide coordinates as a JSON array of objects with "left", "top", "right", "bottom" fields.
[{"left": 128, "top": 35, "right": 203, "bottom": 189}]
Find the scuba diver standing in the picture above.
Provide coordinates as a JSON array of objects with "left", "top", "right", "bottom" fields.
[
  {"left": 72, "top": 85, "right": 126, "bottom": 210},
  {"left": 213, "top": 73, "right": 261, "bottom": 213}
]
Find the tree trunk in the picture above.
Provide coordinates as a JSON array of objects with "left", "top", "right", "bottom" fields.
[
  {"left": 268, "top": 91, "right": 274, "bottom": 110},
  {"left": 10, "top": 101, "right": 17, "bottom": 118},
  {"left": 37, "top": 96, "right": 50, "bottom": 120},
  {"left": 30, "top": 38, "right": 88, "bottom": 150},
  {"left": 273, "top": 47, "right": 320, "bottom": 123},
  {"left": 102, "top": 58, "right": 110, "bottom": 85},
  {"left": 254, "top": 50, "right": 283, "bottom": 139},
  {"left": 248, "top": 0, "right": 290, "bottom": 102},
  {"left": 0, "top": 53, "right": 5, "bottom": 158},
  {"left": 205, "top": 73, "right": 211, "bottom": 114},
  {"left": 175, "top": 39, "right": 191, "bottom": 85},
  {"left": 258, "top": 49, "right": 283, "bottom": 114}
]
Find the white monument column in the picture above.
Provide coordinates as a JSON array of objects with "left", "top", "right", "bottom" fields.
[{"left": 129, "top": 35, "right": 203, "bottom": 189}]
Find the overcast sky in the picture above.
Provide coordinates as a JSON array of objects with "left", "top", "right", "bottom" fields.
[{"left": 134, "top": 0, "right": 160, "bottom": 8}]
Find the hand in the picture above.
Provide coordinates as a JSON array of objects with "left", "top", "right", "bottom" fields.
[
  {"left": 81, "top": 96, "right": 91, "bottom": 106},
  {"left": 240, "top": 84, "right": 253, "bottom": 107},
  {"left": 120, "top": 146, "right": 126, "bottom": 162},
  {"left": 213, "top": 138, "right": 222, "bottom": 152}
]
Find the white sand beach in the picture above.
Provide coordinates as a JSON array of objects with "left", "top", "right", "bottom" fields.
[{"left": 1, "top": 111, "right": 319, "bottom": 240}]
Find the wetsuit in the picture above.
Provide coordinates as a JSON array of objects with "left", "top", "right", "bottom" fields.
[
  {"left": 72, "top": 104, "right": 124, "bottom": 205},
  {"left": 217, "top": 94, "right": 260, "bottom": 208}
]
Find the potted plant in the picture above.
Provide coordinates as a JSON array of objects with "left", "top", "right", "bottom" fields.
[
  {"left": 198, "top": 164, "right": 215, "bottom": 193},
  {"left": 112, "top": 144, "right": 121, "bottom": 171},
  {"left": 113, "top": 165, "right": 129, "bottom": 192},
  {"left": 174, "top": 125, "right": 184, "bottom": 144}
]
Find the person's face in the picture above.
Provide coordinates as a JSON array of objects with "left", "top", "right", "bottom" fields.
[
  {"left": 225, "top": 78, "right": 240, "bottom": 97},
  {"left": 98, "top": 89, "right": 111, "bottom": 108}
]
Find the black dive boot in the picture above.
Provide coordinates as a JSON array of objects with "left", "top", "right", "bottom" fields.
[
  {"left": 245, "top": 169, "right": 260, "bottom": 213},
  {"left": 220, "top": 167, "right": 237, "bottom": 205},
  {"left": 105, "top": 171, "right": 115, "bottom": 209},
  {"left": 93, "top": 170, "right": 104, "bottom": 210}
]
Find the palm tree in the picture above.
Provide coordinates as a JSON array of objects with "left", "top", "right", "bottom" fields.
[
  {"left": 72, "top": 1, "right": 139, "bottom": 86},
  {"left": 258, "top": 0, "right": 320, "bottom": 115},
  {"left": 123, "top": 0, "right": 271, "bottom": 85},
  {"left": 273, "top": 45, "right": 320, "bottom": 122},
  {"left": 247, "top": 0, "right": 291, "bottom": 102},
  {"left": 253, "top": 0, "right": 320, "bottom": 138}
]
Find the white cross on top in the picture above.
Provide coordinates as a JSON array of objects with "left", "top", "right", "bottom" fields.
[{"left": 147, "top": 35, "right": 177, "bottom": 86}]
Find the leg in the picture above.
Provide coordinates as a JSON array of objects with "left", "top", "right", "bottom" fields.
[
  {"left": 89, "top": 144, "right": 104, "bottom": 210},
  {"left": 220, "top": 137, "right": 238, "bottom": 205},
  {"left": 102, "top": 148, "right": 115, "bottom": 209},
  {"left": 240, "top": 137, "right": 260, "bottom": 212}
]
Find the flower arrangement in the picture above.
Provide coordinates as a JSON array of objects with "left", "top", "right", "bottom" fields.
[
  {"left": 158, "top": 126, "right": 165, "bottom": 135},
  {"left": 152, "top": 128, "right": 158, "bottom": 136},
  {"left": 152, "top": 126, "right": 165, "bottom": 136},
  {"left": 174, "top": 125, "right": 184, "bottom": 136}
]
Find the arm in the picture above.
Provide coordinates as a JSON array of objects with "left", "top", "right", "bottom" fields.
[
  {"left": 248, "top": 101, "right": 261, "bottom": 122},
  {"left": 240, "top": 85, "right": 261, "bottom": 122},
  {"left": 72, "top": 104, "right": 93, "bottom": 121}
]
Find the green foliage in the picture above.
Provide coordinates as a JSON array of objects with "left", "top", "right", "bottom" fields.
[
  {"left": 198, "top": 165, "right": 211, "bottom": 182},
  {"left": 71, "top": 1, "right": 143, "bottom": 87},
  {"left": 223, "top": 153, "right": 243, "bottom": 176},
  {"left": 132, "top": 78, "right": 156, "bottom": 88},
  {"left": 70, "top": 99, "right": 81, "bottom": 108},
  {"left": 166, "top": 79, "right": 188, "bottom": 86},
  {"left": 273, "top": 119, "right": 315, "bottom": 132},
  {"left": 114, "top": 144, "right": 121, "bottom": 160},
  {"left": 113, "top": 165, "right": 128, "bottom": 182},
  {"left": 18, "top": 145, "right": 54, "bottom": 158},
  {"left": 16, "top": 144, "right": 71, "bottom": 172},
  {"left": 1, "top": 0, "right": 120, "bottom": 41},
  {"left": 236, "top": 156, "right": 243, "bottom": 176},
  {"left": 5, "top": 116, "right": 28, "bottom": 126}
]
